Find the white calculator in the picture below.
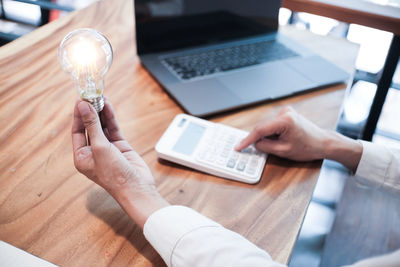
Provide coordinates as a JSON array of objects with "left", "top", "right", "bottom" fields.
[{"left": 155, "top": 114, "right": 267, "bottom": 184}]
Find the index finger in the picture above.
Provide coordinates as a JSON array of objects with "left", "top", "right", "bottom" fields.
[
  {"left": 101, "top": 97, "right": 125, "bottom": 142},
  {"left": 72, "top": 101, "right": 87, "bottom": 153},
  {"left": 235, "top": 120, "right": 284, "bottom": 151}
]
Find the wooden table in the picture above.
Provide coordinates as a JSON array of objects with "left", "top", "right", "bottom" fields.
[
  {"left": 283, "top": 0, "right": 400, "bottom": 35},
  {"left": 0, "top": 0, "right": 358, "bottom": 266}
]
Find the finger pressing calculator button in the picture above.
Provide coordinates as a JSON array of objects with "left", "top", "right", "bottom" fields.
[
  {"left": 241, "top": 147, "right": 253, "bottom": 154},
  {"left": 227, "top": 159, "right": 236, "bottom": 168}
]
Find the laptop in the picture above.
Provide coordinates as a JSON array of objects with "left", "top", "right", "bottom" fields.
[{"left": 135, "top": 0, "right": 349, "bottom": 117}]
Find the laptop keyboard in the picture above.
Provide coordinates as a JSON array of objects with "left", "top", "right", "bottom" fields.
[{"left": 162, "top": 40, "right": 299, "bottom": 80}]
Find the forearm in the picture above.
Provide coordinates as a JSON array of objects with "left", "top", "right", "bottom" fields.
[
  {"left": 144, "top": 206, "right": 285, "bottom": 267},
  {"left": 322, "top": 130, "right": 363, "bottom": 173},
  {"left": 111, "top": 185, "right": 170, "bottom": 229}
]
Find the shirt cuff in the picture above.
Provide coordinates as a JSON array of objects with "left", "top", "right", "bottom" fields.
[
  {"left": 143, "top": 205, "right": 221, "bottom": 266},
  {"left": 354, "top": 140, "right": 391, "bottom": 188}
]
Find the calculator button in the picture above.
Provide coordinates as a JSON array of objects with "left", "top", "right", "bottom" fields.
[
  {"left": 223, "top": 142, "right": 232, "bottom": 148},
  {"left": 240, "top": 155, "right": 250, "bottom": 162},
  {"left": 241, "top": 147, "right": 253, "bottom": 154},
  {"left": 228, "top": 135, "right": 236, "bottom": 142},
  {"left": 236, "top": 161, "right": 246, "bottom": 171},
  {"left": 216, "top": 157, "right": 226, "bottom": 166},
  {"left": 231, "top": 152, "right": 240, "bottom": 160},
  {"left": 222, "top": 147, "right": 231, "bottom": 153},
  {"left": 220, "top": 149, "right": 230, "bottom": 158},
  {"left": 249, "top": 157, "right": 259, "bottom": 167},
  {"left": 209, "top": 146, "right": 218, "bottom": 153},
  {"left": 245, "top": 167, "right": 256, "bottom": 175},
  {"left": 205, "top": 145, "right": 214, "bottom": 152},
  {"left": 206, "top": 154, "right": 216, "bottom": 162},
  {"left": 226, "top": 139, "right": 235, "bottom": 145},
  {"left": 226, "top": 159, "right": 236, "bottom": 168}
]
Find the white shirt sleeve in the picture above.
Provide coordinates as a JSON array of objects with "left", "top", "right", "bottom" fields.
[
  {"left": 143, "top": 205, "right": 285, "bottom": 267},
  {"left": 355, "top": 141, "right": 400, "bottom": 192},
  {"left": 344, "top": 249, "right": 400, "bottom": 267}
]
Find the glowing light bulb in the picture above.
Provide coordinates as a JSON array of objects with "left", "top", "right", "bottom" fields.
[{"left": 58, "top": 28, "right": 113, "bottom": 112}]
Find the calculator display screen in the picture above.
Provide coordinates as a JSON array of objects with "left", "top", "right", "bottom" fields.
[{"left": 173, "top": 122, "right": 205, "bottom": 156}]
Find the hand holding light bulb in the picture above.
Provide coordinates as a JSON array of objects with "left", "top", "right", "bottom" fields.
[
  {"left": 64, "top": 30, "right": 170, "bottom": 228},
  {"left": 59, "top": 28, "right": 113, "bottom": 112}
]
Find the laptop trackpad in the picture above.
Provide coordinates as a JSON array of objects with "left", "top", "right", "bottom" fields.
[
  {"left": 217, "top": 62, "right": 313, "bottom": 102},
  {"left": 170, "top": 79, "right": 242, "bottom": 116}
]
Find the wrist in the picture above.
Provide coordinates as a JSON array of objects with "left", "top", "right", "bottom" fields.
[
  {"left": 322, "top": 130, "right": 339, "bottom": 159},
  {"left": 110, "top": 182, "right": 170, "bottom": 229},
  {"left": 322, "top": 130, "right": 363, "bottom": 172}
]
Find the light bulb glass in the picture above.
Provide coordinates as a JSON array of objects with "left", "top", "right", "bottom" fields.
[{"left": 58, "top": 28, "right": 113, "bottom": 112}]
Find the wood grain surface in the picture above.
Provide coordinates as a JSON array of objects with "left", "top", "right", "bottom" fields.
[
  {"left": 283, "top": 0, "right": 400, "bottom": 35},
  {"left": 0, "top": 0, "right": 358, "bottom": 266}
]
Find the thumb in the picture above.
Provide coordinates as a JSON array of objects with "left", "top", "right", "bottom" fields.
[{"left": 77, "top": 101, "right": 107, "bottom": 146}]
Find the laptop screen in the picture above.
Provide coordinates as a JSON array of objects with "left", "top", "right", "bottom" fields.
[{"left": 135, "top": 0, "right": 281, "bottom": 54}]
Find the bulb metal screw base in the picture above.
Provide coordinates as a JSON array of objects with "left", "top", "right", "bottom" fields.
[{"left": 85, "top": 96, "right": 104, "bottom": 113}]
